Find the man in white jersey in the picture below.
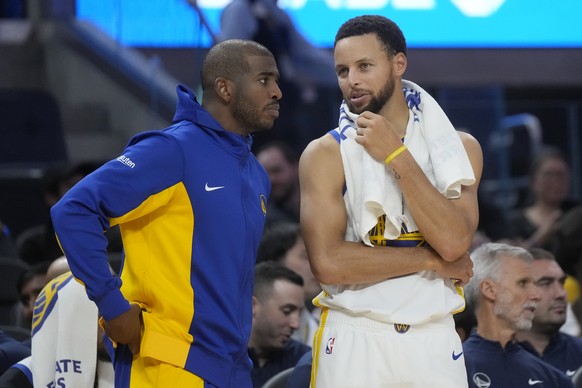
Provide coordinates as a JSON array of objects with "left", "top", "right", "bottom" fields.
[{"left": 299, "top": 15, "right": 483, "bottom": 387}]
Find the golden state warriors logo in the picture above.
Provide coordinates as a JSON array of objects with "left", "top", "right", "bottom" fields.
[
  {"left": 260, "top": 194, "right": 267, "bottom": 216},
  {"left": 32, "top": 273, "right": 73, "bottom": 335},
  {"left": 394, "top": 323, "right": 410, "bottom": 334},
  {"left": 369, "top": 215, "right": 426, "bottom": 247}
]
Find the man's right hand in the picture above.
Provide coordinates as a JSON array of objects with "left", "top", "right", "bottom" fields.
[
  {"left": 432, "top": 251, "right": 474, "bottom": 286},
  {"left": 100, "top": 303, "right": 142, "bottom": 354}
]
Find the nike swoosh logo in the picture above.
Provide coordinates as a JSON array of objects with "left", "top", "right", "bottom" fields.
[
  {"left": 566, "top": 370, "right": 576, "bottom": 377},
  {"left": 452, "top": 351, "right": 463, "bottom": 360},
  {"left": 528, "top": 379, "right": 543, "bottom": 385},
  {"left": 205, "top": 183, "right": 225, "bottom": 192}
]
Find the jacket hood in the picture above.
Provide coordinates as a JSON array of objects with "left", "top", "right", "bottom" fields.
[{"left": 173, "top": 84, "right": 216, "bottom": 127}]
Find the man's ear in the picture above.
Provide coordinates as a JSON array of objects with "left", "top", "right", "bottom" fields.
[
  {"left": 480, "top": 279, "right": 497, "bottom": 302},
  {"left": 393, "top": 52, "right": 407, "bottom": 76},
  {"left": 215, "top": 77, "right": 234, "bottom": 103}
]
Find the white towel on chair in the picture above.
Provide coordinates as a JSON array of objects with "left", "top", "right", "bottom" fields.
[
  {"left": 30, "top": 272, "right": 112, "bottom": 387},
  {"left": 336, "top": 80, "right": 476, "bottom": 245}
]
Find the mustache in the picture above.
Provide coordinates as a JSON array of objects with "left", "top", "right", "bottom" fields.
[
  {"left": 523, "top": 301, "right": 538, "bottom": 311},
  {"left": 348, "top": 89, "right": 370, "bottom": 98}
]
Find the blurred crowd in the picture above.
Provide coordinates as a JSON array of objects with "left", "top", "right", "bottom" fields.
[{"left": 1, "top": 0, "right": 581, "bottom": 387}]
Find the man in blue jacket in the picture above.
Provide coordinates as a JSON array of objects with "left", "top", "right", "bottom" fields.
[
  {"left": 464, "top": 243, "right": 573, "bottom": 387},
  {"left": 50, "top": 39, "right": 282, "bottom": 387}
]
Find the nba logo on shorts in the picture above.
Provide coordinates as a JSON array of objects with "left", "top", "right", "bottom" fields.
[{"left": 325, "top": 337, "right": 335, "bottom": 354}]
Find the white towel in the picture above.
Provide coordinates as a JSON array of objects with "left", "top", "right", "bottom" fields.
[
  {"left": 336, "top": 80, "right": 475, "bottom": 245},
  {"left": 29, "top": 272, "right": 113, "bottom": 387}
]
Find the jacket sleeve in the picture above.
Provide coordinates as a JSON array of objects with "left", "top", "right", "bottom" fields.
[{"left": 51, "top": 130, "right": 185, "bottom": 320}]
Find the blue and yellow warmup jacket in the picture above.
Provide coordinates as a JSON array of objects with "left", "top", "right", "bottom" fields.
[{"left": 51, "top": 85, "right": 270, "bottom": 387}]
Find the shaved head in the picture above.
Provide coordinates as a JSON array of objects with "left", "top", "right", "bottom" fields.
[{"left": 201, "top": 39, "right": 274, "bottom": 96}]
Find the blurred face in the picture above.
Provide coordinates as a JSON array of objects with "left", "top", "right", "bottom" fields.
[
  {"left": 257, "top": 147, "right": 298, "bottom": 203},
  {"left": 282, "top": 237, "right": 321, "bottom": 302},
  {"left": 20, "top": 274, "right": 47, "bottom": 322},
  {"left": 492, "top": 256, "right": 541, "bottom": 331},
  {"left": 334, "top": 34, "right": 399, "bottom": 114},
  {"left": 531, "top": 259, "right": 568, "bottom": 334},
  {"left": 252, "top": 279, "right": 304, "bottom": 352},
  {"left": 231, "top": 55, "right": 282, "bottom": 134},
  {"left": 532, "top": 157, "right": 570, "bottom": 206}
]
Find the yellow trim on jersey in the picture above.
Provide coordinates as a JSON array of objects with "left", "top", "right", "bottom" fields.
[
  {"left": 113, "top": 182, "right": 196, "bottom": 367},
  {"left": 396, "top": 231, "right": 424, "bottom": 240},
  {"left": 451, "top": 285, "right": 466, "bottom": 315},
  {"left": 311, "top": 306, "right": 329, "bottom": 388},
  {"left": 32, "top": 272, "right": 72, "bottom": 333}
]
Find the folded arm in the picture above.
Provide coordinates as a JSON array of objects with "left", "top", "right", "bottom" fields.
[
  {"left": 355, "top": 113, "right": 483, "bottom": 262},
  {"left": 299, "top": 134, "right": 474, "bottom": 286},
  {"left": 389, "top": 131, "right": 483, "bottom": 260}
]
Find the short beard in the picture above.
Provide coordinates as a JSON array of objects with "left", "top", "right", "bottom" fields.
[
  {"left": 347, "top": 76, "right": 396, "bottom": 115},
  {"left": 494, "top": 294, "right": 535, "bottom": 332},
  {"left": 231, "top": 91, "right": 272, "bottom": 133},
  {"left": 513, "top": 316, "right": 534, "bottom": 331}
]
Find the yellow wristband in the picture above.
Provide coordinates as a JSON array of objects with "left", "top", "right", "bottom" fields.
[{"left": 384, "top": 145, "right": 407, "bottom": 165}]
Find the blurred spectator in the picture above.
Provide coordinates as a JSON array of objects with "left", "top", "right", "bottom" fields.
[
  {"left": 0, "top": 329, "right": 30, "bottom": 376},
  {"left": 476, "top": 193, "right": 509, "bottom": 244},
  {"left": 517, "top": 248, "right": 582, "bottom": 378},
  {"left": 248, "top": 262, "right": 310, "bottom": 387},
  {"left": 12, "top": 262, "right": 49, "bottom": 329},
  {"left": 256, "top": 222, "right": 321, "bottom": 345},
  {"left": 218, "top": 0, "right": 335, "bottom": 90},
  {"left": 15, "top": 163, "right": 92, "bottom": 265},
  {"left": 218, "top": 0, "right": 338, "bottom": 152},
  {"left": 551, "top": 208, "right": 582, "bottom": 338},
  {"left": 16, "top": 161, "right": 122, "bottom": 265},
  {"left": 547, "top": 205, "right": 582, "bottom": 279},
  {"left": 506, "top": 147, "right": 578, "bottom": 249},
  {"left": 256, "top": 141, "right": 300, "bottom": 226}
]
